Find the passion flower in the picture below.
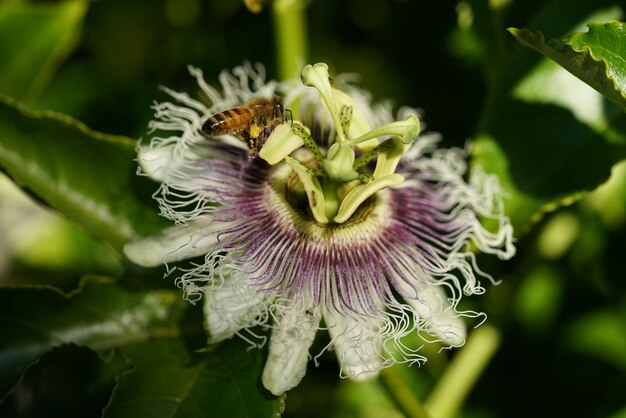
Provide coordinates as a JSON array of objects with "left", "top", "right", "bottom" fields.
[{"left": 124, "top": 62, "right": 515, "bottom": 396}]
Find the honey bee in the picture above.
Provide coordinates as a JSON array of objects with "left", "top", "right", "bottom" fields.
[{"left": 201, "top": 96, "right": 286, "bottom": 158}]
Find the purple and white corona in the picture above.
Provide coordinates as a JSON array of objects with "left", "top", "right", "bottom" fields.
[{"left": 124, "top": 62, "right": 515, "bottom": 395}]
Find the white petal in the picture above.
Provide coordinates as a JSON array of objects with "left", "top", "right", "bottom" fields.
[
  {"left": 138, "top": 136, "right": 246, "bottom": 192},
  {"left": 123, "top": 218, "right": 218, "bottom": 267},
  {"left": 405, "top": 283, "right": 466, "bottom": 347},
  {"left": 137, "top": 144, "right": 176, "bottom": 183},
  {"left": 324, "top": 309, "right": 384, "bottom": 381},
  {"left": 204, "top": 274, "right": 271, "bottom": 343},
  {"left": 262, "top": 303, "right": 320, "bottom": 395}
]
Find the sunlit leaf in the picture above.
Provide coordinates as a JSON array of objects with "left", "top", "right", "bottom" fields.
[
  {"left": 0, "top": 0, "right": 87, "bottom": 101},
  {"left": 474, "top": 4, "right": 626, "bottom": 232},
  {"left": 582, "top": 160, "right": 626, "bottom": 227},
  {"left": 513, "top": 264, "right": 563, "bottom": 333},
  {"left": 508, "top": 22, "right": 626, "bottom": 113},
  {"left": 0, "top": 173, "right": 123, "bottom": 291},
  {"left": 471, "top": 135, "right": 546, "bottom": 233},
  {"left": 608, "top": 405, "right": 626, "bottom": 418},
  {"left": 562, "top": 303, "right": 626, "bottom": 370},
  {"left": 0, "top": 276, "right": 183, "bottom": 398},
  {"left": 0, "top": 96, "right": 168, "bottom": 250},
  {"left": 103, "top": 337, "right": 284, "bottom": 418}
]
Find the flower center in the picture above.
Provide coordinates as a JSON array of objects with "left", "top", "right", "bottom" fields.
[
  {"left": 267, "top": 159, "right": 392, "bottom": 237},
  {"left": 260, "top": 63, "right": 421, "bottom": 225},
  {"left": 279, "top": 159, "right": 378, "bottom": 225}
]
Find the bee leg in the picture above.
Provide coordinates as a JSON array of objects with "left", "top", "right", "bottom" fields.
[
  {"left": 245, "top": 128, "right": 259, "bottom": 159},
  {"left": 248, "top": 136, "right": 259, "bottom": 158},
  {"left": 235, "top": 129, "right": 254, "bottom": 159},
  {"left": 245, "top": 117, "right": 259, "bottom": 158}
]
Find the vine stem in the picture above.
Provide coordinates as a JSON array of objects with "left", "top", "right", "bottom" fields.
[
  {"left": 380, "top": 367, "right": 431, "bottom": 418},
  {"left": 272, "top": 0, "right": 308, "bottom": 80},
  {"left": 424, "top": 325, "right": 501, "bottom": 418}
]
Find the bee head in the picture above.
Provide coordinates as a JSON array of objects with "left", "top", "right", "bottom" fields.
[{"left": 273, "top": 96, "right": 285, "bottom": 119}]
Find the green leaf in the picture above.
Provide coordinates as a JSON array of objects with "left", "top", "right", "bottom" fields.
[
  {"left": 103, "top": 337, "right": 284, "bottom": 418},
  {"left": 0, "top": 173, "right": 121, "bottom": 291},
  {"left": 513, "top": 264, "right": 564, "bottom": 333},
  {"left": 562, "top": 301, "right": 626, "bottom": 370},
  {"left": 0, "top": 96, "right": 168, "bottom": 250},
  {"left": 488, "top": 99, "right": 626, "bottom": 196},
  {"left": 0, "top": 344, "right": 125, "bottom": 418},
  {"left": 0, "top": 276, "right": 184, "bottom": 398},
  {"left": 474, "top": 4, "right": 626, "bottom": 232},
  {"left": 508, "top": 22, "right": 626, "bottom": 113},
  {"left": 0, "top": 277, "right": 281, "bottom": 417},
  {"left": 0, "top": 0, "right": 87, "bottom": 101},
  {"left": 471, "top": 135, "right": 547, "bottom": 233}
]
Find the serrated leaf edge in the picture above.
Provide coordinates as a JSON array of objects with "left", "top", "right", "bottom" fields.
[
  {"left": 567, "top": 21, "right": 626, "bottom": 101},
  {"left": 508, "top": 25, "right": 626, "bottom": 112}
]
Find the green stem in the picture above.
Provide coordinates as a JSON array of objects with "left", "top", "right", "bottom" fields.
[
  {"left": 424, "top": 325, "right": 501, "bottom": 418},
  {"left": 380, "top": 367, "right": 431, "bottom": 418},
  {"left": 272, "top": 0, "right": 308, "bottom": 80}
]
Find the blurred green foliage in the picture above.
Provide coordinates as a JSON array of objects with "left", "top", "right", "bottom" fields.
[{"left": 0, "top": 0, "right": 626, "bottom": 417}]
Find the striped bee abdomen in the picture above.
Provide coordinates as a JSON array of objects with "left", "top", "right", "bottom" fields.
[{"left": 201, "top": 107, "right": 253, "bottom": 137}]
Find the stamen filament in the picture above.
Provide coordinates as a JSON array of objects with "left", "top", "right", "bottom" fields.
[
  {"left": 352, "top": 138, "right": 396, "bottom": 170},
  {"left": 293, "top": 122, "right": 325, "bottom": 164}
]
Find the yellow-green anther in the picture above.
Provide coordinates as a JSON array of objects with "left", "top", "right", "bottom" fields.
[
  {"left": 293, "top": 121, "right": 324, "bottom": 163},
  {"left": 340, "top": 105, "right": 353, "bottom": 136},
  {"left": 259, "top": 122, "right": 305, "bottom": 165},
  {"left": 322, "top": 143, "right": 359, "bottom": 182},
  {"left": 373, "top": 138, "right": 408, "bottom": 178},
  {"left": 334, "top": 174, "right": 405, "bottom": 223},
  {"left": 333, "top": 88, "right": 374, "bottom": 150},
  {"left": 352, "top": 139, "right": 395, "bottom": 170},
  {"left": 285, "top": 156, "right": 329, "bottom": 224},
  {"left": 346, "top": 114, "right": 420, "bottom": 146},
  {"left": 301, "top": 63, "right": 346, "bottom": 143}
]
